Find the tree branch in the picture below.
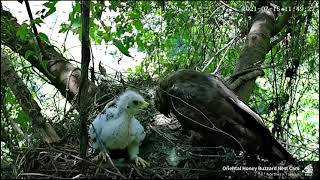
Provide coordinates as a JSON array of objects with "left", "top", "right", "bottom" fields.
[
  {"left": 228, "top": 69, "right": 265, "bottom": 91},
  {"left": 1, "top": 53, "right": 60, "bottom": 143},
  {"left": 201, "top": 36, "right": 238, "bottom": 72},
  {"left": 79, "top": 0, "right": 91, "bottom": 169},
  {"left": 1, "top": 7, "right": 98, "bottom": 108},
  {"left": 230, "top": 7, "right": 275, "bottom": 102}
]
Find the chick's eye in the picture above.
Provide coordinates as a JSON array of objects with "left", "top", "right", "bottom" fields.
[{"left": 133, "top": 100, "right": 139, "bottom": 105}]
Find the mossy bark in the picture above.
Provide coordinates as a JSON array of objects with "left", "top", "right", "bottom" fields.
[
  {"left": 1, "top": 53, "right": 60, "bottom": 143},
  {"left": 1, "top": 7, "right": 97, "bottom": 106}
]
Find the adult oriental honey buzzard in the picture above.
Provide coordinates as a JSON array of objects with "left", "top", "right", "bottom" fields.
[{"left": 155, "top": 69, "right": 296, "bottom": 164}]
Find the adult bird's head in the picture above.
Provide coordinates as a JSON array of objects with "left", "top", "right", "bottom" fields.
[{"left": 117, "top": 90, "right": 149, "bottom": 116}]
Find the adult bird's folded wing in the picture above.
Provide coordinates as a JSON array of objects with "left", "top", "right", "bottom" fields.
[{"left": 156, "top": 69, "right": 296, "bottom": 164}]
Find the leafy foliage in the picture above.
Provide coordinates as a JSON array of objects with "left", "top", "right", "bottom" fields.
[{"left": 1, "top": 1, "right": 319, "bottom": 178}]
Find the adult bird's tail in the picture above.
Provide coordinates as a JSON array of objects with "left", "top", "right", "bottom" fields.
[{"left": 266, "top": 140, "right": 297, "bottom": 165}]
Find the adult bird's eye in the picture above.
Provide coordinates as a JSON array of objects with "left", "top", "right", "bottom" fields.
[{"left": 133, "top": 100, "right": 139, "bottom": 105}]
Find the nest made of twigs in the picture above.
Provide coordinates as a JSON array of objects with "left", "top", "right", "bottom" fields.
[
  {"left": 6, "top": 79, "right": 287, "bottom": 179},
  {"left": 11, "top": 110, "right": 264, "bottom": 179}
]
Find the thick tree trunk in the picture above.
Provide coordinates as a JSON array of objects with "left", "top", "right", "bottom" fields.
[
  {"left": 228, "top": 6, "right": 292, "bottom": 103},
  {"left": 229, "top": 7, "right": 275, "bottom": 103},
  {"left": 1, "top": 53, "right": 60, "bottom": 143},
  {"left": 1, "top": 8, "right": 97, "bottom": 106}
]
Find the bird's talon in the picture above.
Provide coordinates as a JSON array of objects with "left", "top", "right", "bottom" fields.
[
  {"left": 135, "top": 157, "right": 150, "bottom": 168},
  {"left": 92, "top": 151, "right": 108, "bottom": 162}
]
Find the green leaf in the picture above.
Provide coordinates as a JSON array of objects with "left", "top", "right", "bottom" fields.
[
  {"left": 17, "top": 110, "right": 29, "bottom": 130},
  {"left": 16, "top": 24, "right": 29, "bottom": 42},
  {"left": 38, "top": 32, "right": 49, "bottom": 43},
  {"left": 42, "top": 1, "right": 57, "bottom": 18},
  {"left": 93, "top": 3, "right": 104, "bottom": 19},
  {"left": 135, "top": 65, "right": 142, "bottom": 73},
  {"left": 114, "top": 16, "right": 122, "bottom": 23},
  {"left": 113, "top": 39, "right": 132, "bottom": 57},
  {"left": 136, "top": 35, "right": 145, "bottom": 51},
  {"left": 97, "top": 30, "right": 104, "bottom": 37},
  {"left": 115, "top": 25, "right": 126, "bottom": 36},
  {"left": 132, "top": 19, "right": 143, "bottom": 31},
  {"left": 103, "top": 32, "right": 111, "bottom": 42},
  {"left": 71, "top": 18, "right": 81, "bottom": 30},
  {"left": 43, "top": 6, "right": 56, "bottom": 18},
  {"left": 31, "top": 18, "right": 44, "bottom": 26},
  {"left": 25, "top": 50, "right": 35, "bottom": 59},
  {"left": 5, "top": 90, "right": 16, "bottom": 105},
  {"left": 124, "top": 36, "right": 134, "bottom": 48},
  {"left": 128, "top": 11, "right": 140, "bottom": 19},
  {"left": 90, "top": 28, "right": 102, "bottom": 44},
  {"left": 142, "top": 2, "right": 152, "bottom": 13},
  {"left": 40, "top": 60, "right": 49, "bottom": 68},
  {"left": 110, "top": 0, "right": 121, "bottom": 11},
  {"left": 43, "top": 1, "right": 57, "bottom": 9},
  {"left": 59, "top": 23, "right": 69, "bottom": 33}
]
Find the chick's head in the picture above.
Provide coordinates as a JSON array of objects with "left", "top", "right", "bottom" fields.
[{"left": 117, "top": 90, "right": 149, "bottom": 116}]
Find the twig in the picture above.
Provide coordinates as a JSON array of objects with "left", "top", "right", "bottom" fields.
[
  {"left": 201, "top": 36, "right": 237, "bottom": 72},
  {"left": 18, "top": 146, "right": 127, "bottom": 179},
  {"left": 228, "top": 63, "right": 281, "bottom": 80},
  {"left": 132, "top": 165, "right": 144, "bottom": 178},
  {"left": 104, "top": 152, "right": 125, "bottom": 179},
  {"left": 189, "top": 152, "right": 227, "bottom": 158},
  {"left": 94, "top": 92, "right": 115, "bottom": 109},
  {"left": 212, "top": 40, "right": 233, "bottom": 75},
  {"left": 17, "top": 172, "right": 70, "bottom": 179},
  {"left": 72, "top": 174, "right": 84, "bottom": 179},
  {"left": 228, "top": 70, "right": 264, "bottom": 90},
  {"left": 128, "top": 168, "right": 134, "bottom": 179},
  {"left": 155, "top": 173, "right": 164, "bottom": 179},
  {"left": 219, "top": 0, "right": 245, "bottom": 14},
  {"left": 150, "top": 167, "right": 212, "bottom": 172},
  {"left": 16, "top": 65, "right": 33, "bottom": 72},
  {"left": 279, "top": 141, "right": 315, "bottom": 152},
  {"left": 31, "top": 67, "right": 50, "bottom": 83}
]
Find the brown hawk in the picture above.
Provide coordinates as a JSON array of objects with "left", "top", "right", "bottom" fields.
[{"left": 155, "top": 69, "right": 296, "bottom": 164}]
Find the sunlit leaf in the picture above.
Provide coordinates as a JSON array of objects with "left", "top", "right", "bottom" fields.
[
  {"left": 38, "top": 32, "right": 49, "bottom": 43},
  {"left": 113, "top": 39, "right": 132, "bottom": 57},
  {"left": 42, "top": 1, "right": 57, "bottom": 18},
  {"left": 31, "top": 18, "right": 44, "bottom": 26},
  {"left": 43, "top": 1, "right": 57, "bottom": 9},
  {"left": 110, "top": 0, "right": 121, "bottom": 11},
  {"left": 58, "top": 23, "right": 69, "bottom": 33},
  {"left": 132, "top": 19, "right": 143, "bottom": 31},
  {"left": 16, "top": 24, "right": 29, "bottom": 42}
]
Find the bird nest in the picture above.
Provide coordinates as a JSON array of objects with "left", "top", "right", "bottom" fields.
[
  {"left": 7, "top": 80, "right": 301, "bottom": 179},
  {"left": 11, "top": 113, "right": 277, "bottom": 179}
]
